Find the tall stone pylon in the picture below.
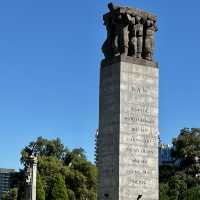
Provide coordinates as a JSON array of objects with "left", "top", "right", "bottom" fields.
[
  {"left": 25, "top": 155, "right": 37, "bottom": 200},
  {"left": 97, "top": 3, "right": 159, "bottom": 200}
]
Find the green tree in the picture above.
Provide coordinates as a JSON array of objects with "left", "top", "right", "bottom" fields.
[
  {"left": 168, "top": 175, "right": 187, "bottom": 200},
  {"left": 186, "top": 186, "right": 200, "bottom": 200},
  {"left": 171, "top": 128, "right": 200, "bottom": 168},
  {"left": 50, "top": 175, "right": 68, "bottom": 200},
  {"left": 2, "top": 188, "right": 18, "bottom": 200},
  {"left": 67, "top": 189, "right": 76, "bottom": 200},
  {"left": 159, "top": 183, "right": 170, "bottom": 200},
  {"left": 37, "top": 174, "right": 45, "bottom": 200},
  {"left": 160, "top": 128, "right": 200, "bottom": 199},
  {"left": 21, "top": 137, "right": 69, "bottom": 166},
  {"left": 12, "top": 137, "right": 97, "bottom": 200}
]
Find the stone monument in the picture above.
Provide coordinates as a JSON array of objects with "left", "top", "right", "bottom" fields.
[
  {"left": 97, "top": 3, "right": 159, "bottom": 200},
  {"left": 25, "top": 154, "right": 37, "bottom": 200}
]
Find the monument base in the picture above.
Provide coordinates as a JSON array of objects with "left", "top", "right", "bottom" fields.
[{"left": 98, "top": 56, "right": 159, "bottom": 200}]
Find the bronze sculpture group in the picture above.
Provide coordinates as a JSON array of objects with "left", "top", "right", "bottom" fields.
[{"left": 102, "top": 3, "right": 157, "bottom": 61}]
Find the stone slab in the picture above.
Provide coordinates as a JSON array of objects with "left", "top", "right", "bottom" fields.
[{"left": 98, "top": 60, "right": 159, "bottom": 200}]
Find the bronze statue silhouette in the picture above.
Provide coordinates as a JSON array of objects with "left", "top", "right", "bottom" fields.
[{"left": 102, "top": 3, "right": 157, "bottom": 61}]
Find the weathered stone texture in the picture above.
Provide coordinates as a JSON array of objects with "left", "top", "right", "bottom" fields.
[
  {"left": 98, "top": 62, "right": 120, "bottom": 200},
  {"left": 119, "top": 61, "right": 159, "bottom": 200},
  {"left": 102, "top": 3, "right": 158, "bottom": 61},
  {"left": 98, "top": 57, "right": 159, "bottom": 200}
]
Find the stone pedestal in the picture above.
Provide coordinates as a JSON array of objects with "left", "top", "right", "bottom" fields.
[{"left": 97, "top": 56, "right": 159, "bottom": 200}]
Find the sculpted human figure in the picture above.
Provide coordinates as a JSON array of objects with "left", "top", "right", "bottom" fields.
[
  {"left": 102, "top": 15, "right": 116, "bottom": 58},
  {"left": 102, "top": 3, "right": 130, "bottom": 58},
  {"left": 102, "top": 3, "right": 158, "bottom": 61},
  {"left": 144, "top": 19, "right": 157, "bottom": 61},
  {"left": 102, "top": 3, "right": 120, "bottom": 58},
  {"left": 112, "top": 12, "right": 129, "bottom": 56},
  {"left": 128, "top": 15, "right": 137, "bottom": 57},
  {"left": 108, "top": 2, "right": 119, "bottom": 12},
  {"left": 134, "top": 16, "right": 143, "bottom": 58}
]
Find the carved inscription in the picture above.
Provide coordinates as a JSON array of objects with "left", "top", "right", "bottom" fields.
[
  {"left": 120, "top": 64, "right": 158, "bottom": 194},
  {"left": 127, "top": 177, "right": 146, "bottom": 185},
  {"left": 124, "top": 115, "right": 155, "bottom": 124},
  {"left": 126, "top": 145, "right": 154, "bottom": 154}
]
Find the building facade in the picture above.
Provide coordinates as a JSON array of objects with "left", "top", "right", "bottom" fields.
[
  {"left": 159, "top": 144, "right": 173, "bottom": 166},
  {"left": 159, "top": 128, "right": 200, "bottom": 166},
  {"left": 0, "top": 168, "right": 15, "bottom": 199}
]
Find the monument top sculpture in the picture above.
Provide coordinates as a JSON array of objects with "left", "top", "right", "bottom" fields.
[{"left": 102, "top": 3, "right": 158, "bottom": 61}]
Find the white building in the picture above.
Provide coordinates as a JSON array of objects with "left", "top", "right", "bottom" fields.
[
  {"left": 159, "top": 144, "right": 173, "bottom": 166},
  {"left": 0, "top": 168, "right": 15, "bottom": 199}
]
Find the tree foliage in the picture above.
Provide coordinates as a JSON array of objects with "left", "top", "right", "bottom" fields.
[
  {"left": 36, "top": 173, "right": 45, "bottom": 200},
  {"left": 50, "top": 175, "right": 68, "bottom": 200},
  {"left": 160, "top": 128, "right": 200, "bottom": 200},
  {"left": 10, "top": 137, "right": 97, "bottom": 200},
  {"left": 8, "top": 129, "right": 200, "bottom": 200},
  {"left": 2, "top": 188, "right": 18, "bottom": 200}
]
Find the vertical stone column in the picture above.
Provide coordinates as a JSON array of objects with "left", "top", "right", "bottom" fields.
[
  {"left": 98, "top": 56, "right": 159, "bottom": 200},
  {"left": 97, "top": 3, "right": 159, "bottom": 200},
  {"left": 98, "top": 60, "right": 120, "bottom": 200},
  {"left": 119, "top": 57, "right": 159, "bottom": 200},
  {"left": 25, "top": 155, "right": 37, "bottom": 200},
  {"left": 31, "top": 157, "right": 37, "bottom": 200}
]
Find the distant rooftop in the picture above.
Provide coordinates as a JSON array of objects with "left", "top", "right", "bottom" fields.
[{"left": 0, "top": 168, "right": 15, "bottom": 173}]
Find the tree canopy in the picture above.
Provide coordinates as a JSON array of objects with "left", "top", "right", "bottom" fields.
[
  {"left": 6, "top": 137, "right": 97, "bottom": 200},
  {"left": 160, "top": 128, "right": 200, "bottom": 200},
  {"left": 7, "top": 128, "right": 200, "bottom": 200}
]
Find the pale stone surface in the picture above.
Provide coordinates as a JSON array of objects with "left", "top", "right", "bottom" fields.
[
  {"left": 98, "top": 58, "right": 159, "bottom": 200},
  {"left": 32, "top": 158, "right": 37, "bottom": 200},
  {"left": 25, "top": 156, "right": 37, "bottom": 200},
  {"left": 119, "top": 61, "right": 159, "bottom": 200}
]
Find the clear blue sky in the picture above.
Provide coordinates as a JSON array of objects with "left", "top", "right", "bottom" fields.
[{"left": 0, "top": 0, "right": 200, "bottom": 170}]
